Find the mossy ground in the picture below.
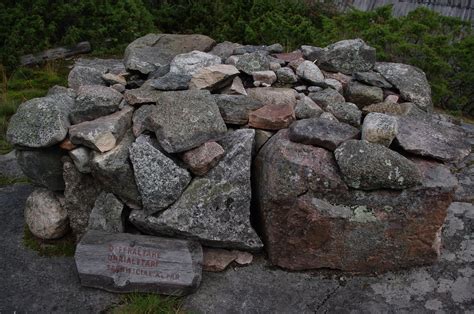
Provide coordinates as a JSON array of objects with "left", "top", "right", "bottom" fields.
[
  {"left": 0, "top": 61, "right": 69, "bottom": 153},
  {"left": 109, "top": 293, "right": 186, "bottom": 314},
  {"left": 23, "top": 224, "right": 76, "bottom": 257},
  {"left": 0, "top": 175, "right": 29, "bottom": 187}
]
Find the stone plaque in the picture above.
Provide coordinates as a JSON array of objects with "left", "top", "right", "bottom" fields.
[{"left": 75, "top": 230, "right": 203, "bottom": 295}]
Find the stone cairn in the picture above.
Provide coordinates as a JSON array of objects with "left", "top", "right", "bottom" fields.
[{"left": 7, "top": 34, "right": 471, "bottom": 295}]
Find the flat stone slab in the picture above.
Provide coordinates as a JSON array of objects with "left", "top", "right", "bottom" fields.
[{"left": 75, "top": 230, "right": 203, "bottom": 296}]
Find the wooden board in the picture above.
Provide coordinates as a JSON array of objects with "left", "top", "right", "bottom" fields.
[{"left": 75, "top": 230, "right": 203, "bottom": 295}]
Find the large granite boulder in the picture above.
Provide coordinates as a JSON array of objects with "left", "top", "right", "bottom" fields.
[
  {"left": 63, "top": 159, "right": 102, "bottom": 240},
  {"left": 70, "top": 85, "right": 123, "bottom": 124},
  {"left": 16, "top": 147, "right": 65, "bottom": 191},
  {"left": 130, "top": 136, "right": 191, "bottom": 214},
  {"left": 129, "top": 129, "right": 263, "bottom": 251},
  {"left": 124, "top": 33, "right": 216, "bottom": 75},
  {"left": 148, "top": 90, "right": 227, "bottom": 153},
  {"left": 375, "top": 62, "right": 433, "bottom": 112},
  {"left": 334, "top": 140, "right": 422, "bottom": 190},
  {"left": 69, "top": 106, "right": 133, "bottom": 153},
  {"left": 25, "top": 188, "right": 69, "bottom": 240},
  {"left": 90, "top": 131, "right": 141, "bottom": 208},
  {"left": 395, "top": 115, "right": 471, "bottom": 162},
  {"left": 317, "top": 39, "right": 376, "bottom": 74},
  {"left": 255, "top": 130, "right": 457, "bottom": 272},
  {"left": 7, "top": 94, "right": 74, "bottom": 148}
]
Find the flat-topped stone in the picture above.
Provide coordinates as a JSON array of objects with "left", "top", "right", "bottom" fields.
[
  {"left": 213, "top": 95, "right": 263, "bottom": 125},
  {"left": 70, "top": 85, "right": 123, "bottom": 124},
  {"left": 75, "top": 230, "right": 203, "bottom": 295}
]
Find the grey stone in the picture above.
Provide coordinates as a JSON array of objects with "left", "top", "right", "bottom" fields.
[
  {"left": 101, "top": 73, "right": 126, "bottom": 86},
  {"left": 213, "top": 94, "right": 264, "bottom": 125},
  {"left": 294, "top": 96, "right": 323, "bottom": 119},
  {"left": 68, "top": 58, "right": 125, "bottom": 90},
  {"left": 87, "top": 192, "right": 124, "bottom": 233},
  {"left": 300, "top": 45, "right": 325, "bottom": 61},
  {"left": 354, "top": 71, "right": 393, "bottom": 88},
  {"left": 124, "top": 33, "right": 215, "bottom": 75},
  {"left": 325, "top": 102, "right": 362, "bottom": 127},
  {"left": 129, "top": 129, "right": 263, "bottom": 251},
  {"left": 69, "top": 147, "right": 92, "bottom": 173},
  {"left": 63, "top": 158, "right": 102, "bottom": 240},
  {"left": 220, "top": 76, "right": 247, "bottom": 95},
  {"left": 307, "top": 86, "right": 323, "bottom": 93},
  {"left": 209, "top": 41, "right": 243, "bottom": 60},
  {"left": 132, "top": 104, "right": 154, "bottom": 137},
  {"left": 345, "top": 80, "right": 384, "bottom": 108},
  {"left": 235, "top": 52, "right": 270, "bottom": 75},
  {"left": 320, "top": 112, "right": 338, "bottom": 122},
  {"left": 69, "top": 106, "right": 133, "bottom": 153},
  {"left": 169, "top": 51, "right": 221, "bottom": 76},
  {"left": 362, "top": 101, "right": 426, "bottom": 117},
  {"left": 276, "top": 67, "right": 298, "bottom": 85},
  {"left": 324, "top": 78, "right": 344, "bottom": 93},
  {"left": 334, "top": 139, "right": 422, "bottom": 190},
  {"left": 375, "top": 62, "right": 433, "bottom": 112},
  {"left": 149, "top": 72, "right": 191, "bottom": 91},
  {"left": 296, "top": 60, "right": 324, "bottom": 85},
  {"left": 123, "top": 86, "right": 162, "bottom": 105},
  {"left": 246, "top": 87, "right": 297, "bottom": 108},
  {"left": 396, "top": 115, "right": 471, "bottom": 162},
  {"left": 70, "top": 85, "right": 123, "bottom": 124},
  {"left": 25, "top": 188, "right": 68, "bottom": 240},
  {"left": 129, "top": 135, "right": 191, "bottom": 214},
  {"left": 254, "top": 130, "right": 274, "bottom": 155},
  {"left": 318, "top": 39, "right": 376, "bottom": 74},
  {"left": 75, "top": 230, "right": 203, "bottom": 295},
  {"left": 111, "top": 83, "right": 125, "bottom": 93},
  {"left": 189, "top": 64, "right": 240, "bottom": 91},
  {"left": 90, "top": 131, "right": 141, "bottom": 208},
  {"left": 308, "top": 88, "right": 345, "bottom": 109},
  {"left": 252, "top": 70, "right": 277, "bottom": 86},
  {"left": 47, "top": 85, "right": 76, "bottom": 98},
  {"left": 16, "top": 147, "right": 65, "bottom": 191},
  {"left": 289, "top": 118, "right": 360, "bottom": 151},
  {"left": 148, "top": 90, "right": 227, "bottom": 153},
  {"left": 362, "top": 112, "right": 398, "bottom": 146},
  {"left": 7, "top": 94, "right": 74, "bottom": 148},
  {"left": 0, "top": 150, "right": 24, "bottom": 179}
]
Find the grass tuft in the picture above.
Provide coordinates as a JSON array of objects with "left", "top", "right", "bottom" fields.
[
  {"left": 23, "top": 224, "right": 76, "bottom": 257},
  {"left": 0, "top": 175, "right": 29, "bottom": 187},
  {"left": 110, "top": 293, "right": 186, "bottom": 314}
]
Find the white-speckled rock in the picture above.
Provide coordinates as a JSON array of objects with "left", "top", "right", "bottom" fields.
[{"left": 362, "top": 113, "right": 398, "bottom": 146}]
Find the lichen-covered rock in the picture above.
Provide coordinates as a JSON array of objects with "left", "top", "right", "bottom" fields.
[
  {"left": 317, "top": 39, "right": 376, "bottom": 74},
  {"left": 70, "top": 85, "right": 123, "bottom": 124},
  {"left": 63, "top": 159, "right": 102, "bottom": 240},
  {"left": 235, "top": 52, "right": 270, "bottom": 75},
  {"left": 7, "top": 94, "right": 74, "bottom": 148},
  {"left": 375, "top": 62, "right": 433, "bottom": 112},
  {"left": 90, "top": 131, "right": 141, "bottom": 208},
  {"left": 294, "top": 96, "right": 323, "bottom": 119},
  {"left": 353, "top": 71, "right": 392, "bottom": 88},
  {"left": 69, "top": 106, "right": 133, "bottom": 153},
  {"left": 289, "top": 118, "right": 359, "bottom": 151},
  {"left": 213, "top": 95, "right": 263, "bottom": 125},
  {"left": 209, "top": 41, "right": 243, "bottom": 60},
  {"left": 129, "top": 129, "right": 263, "bottom": 251},
  {"left": 16, "top": 147, "right": 65, "bottom": 191},
  {"left": 296, "top": 60, "right": 324, "bottom": 85},
  {"left": 344, "top": 80, "right": 383, "bottom": 108},
  {"left": 276, "top": 67, "right": 298, "bottom": 85},
  {"left": 308, "top": 88, "right": 345, "bottom": 109},
  {"left": 362, "top": 113, "right": 398, "bottom": 146},
  {"left": 181, "top": 141, "right": 225, "bottom": 176},
  {"left": 148, "top": 90, "right": 227, "bottom": 153},
  {"left": 25, "top": 188, "right": 68, "bottom": 240},
  {"left": 255, "top": 130, "right": 456, "bottom": 272},
  {"left": 130, "top": 135, "right": 191, "bottom": 214},
  {"left": 68, "top": 58, "right": 125, "bottom": 90},
  {"left": 149, "top": 73, "right": 191, "bottom": 91},
  {"left": 395, "top": 115, "right": 471, "bottom": 162},
  {"left": 189, "top": 64, "right": 239, "bottom": 91},
  {"left": 334, "top": 140, "right": 422, "bottom": 190},
  {"left": 124, "top": 33, "right": 216, "bottom": 75},
  {"left": 87, "top": 192, "right": 125, "bottom": 233},
  {"left": 169, "top": 51, "right": 222, "bottom": 76},
  {"left": 325, "top": 102, "right": 362, "bottom": 127}
]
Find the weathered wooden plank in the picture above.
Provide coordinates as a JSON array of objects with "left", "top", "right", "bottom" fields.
[
  {"left": 20, "top": 41, "right": 92, "bottom": 66},
  {"left": 74, "top": 230, "right": 203, "bottom": 295}
]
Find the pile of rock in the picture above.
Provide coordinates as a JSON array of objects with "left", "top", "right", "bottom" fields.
[{"left": 7, "top": 34, "right": 471, "bottom": 293}]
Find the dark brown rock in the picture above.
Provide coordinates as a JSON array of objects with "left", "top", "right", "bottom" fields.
[
  {"left": 248, "top": 104, "right": 295, "bottom": 130},
  {"left": 181, "top": 141, "right": 225, "bottom": 176}
]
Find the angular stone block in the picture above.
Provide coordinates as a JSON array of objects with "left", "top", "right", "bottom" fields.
[{"left": 75, "top": 230, "right": 203, "bottom": 295}]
